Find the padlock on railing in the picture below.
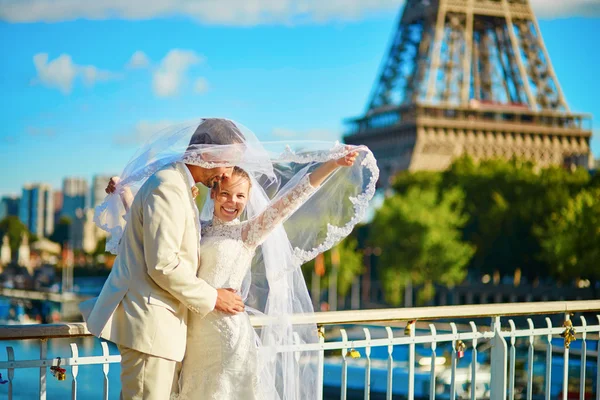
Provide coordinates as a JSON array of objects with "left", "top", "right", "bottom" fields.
[
  {"left": 348, "top": 348, "right": 361, "bottom": 359},
  {"left": 50, "top": 357, "right": 67, "bottom": 381},
  {"left": 317, "top": 325, "right": 325, "bottom": 340},
  {"left": 560, "top": 320, "right": 576, "bottom": 349},
  {"left": 456, "top": 340, "right": 466, "bottom": 359},
  {"left": 404, "top": 320, "right": 416, "bottom": 336}
]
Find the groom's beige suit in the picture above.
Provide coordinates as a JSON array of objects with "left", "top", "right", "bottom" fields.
[{"left": 80, "top": 162, "right": 217, "bottom": 399}]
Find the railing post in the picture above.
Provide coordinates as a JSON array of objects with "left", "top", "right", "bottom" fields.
[
  {"left": 385, "top": 327, "right": 394, "bottom": 400},
  {"left": 101, "top": 342, "right": 110, "bottom": 400},
  {"left": 340, "top": 328, "right": 349, "bottom": 400},
  {"left": 508, "top": 320, "right": 517, "bottom": 400},
  {"left": 70, "top": 343, "right": 79, "bottom": 400},
  {"left": 469, "top": 321, "right": 478, "bottom": 400},
  {"left": 545, "top": 317, "right": 553, "bottom": 400},
  {"left": 579, "top": 316, "right": 587, "bottom": 400},
  {"left": 363, "top": 327, "right": 372, "bottom": 400},
  {"left": 562, "top": 313, "right": 570, "bottom": 400},
  {"left": 39, "top": 339, "right": 47, "bottom": 400},
  {"left": 490, "top": 316, "right": 507, "bottom": 400},
  {"left": 6, "top": 346, "right": 14, "bottom": 400},
  {"left": 429, "top": 324, "right": 438, "bottom": 400},
  {"left": 407, "top": 323, "right": 415, "bottom": 400},
  {"left": 317, "top": 326, "right": 325, "bottom": 400},
  {"left": 450, "top": 322, "right": 458, "bottom": 400},
  {"left": 526, "top": 319, "right": 535, "bottom": 400}
]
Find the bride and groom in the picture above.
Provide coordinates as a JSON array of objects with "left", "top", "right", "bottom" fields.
[{"left": 80, "top": 118, "right": 379, "bottom": 399}]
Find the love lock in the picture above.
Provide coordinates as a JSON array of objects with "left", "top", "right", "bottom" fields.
[
  {"left": 348, "top": 348, "right": 361, "bottom": 359},
  {"left": 317, "top": 326, "right": 325, "bottom": 340},
  {"left": 404, "top": 320, "right": 416, "bottom": 336},
  {"left": 50, "top": 357, "right": 67, "bottom": 381},
  {"left": 560, "top": 320, "right": 576, "bottom": 349},
  {"left": 456, "top": 340, "right": 467, "bottom": 359}
]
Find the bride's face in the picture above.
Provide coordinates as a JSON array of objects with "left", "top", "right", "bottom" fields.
[{"left": 211, "top": 174, "right": 251, "bottom": 221}]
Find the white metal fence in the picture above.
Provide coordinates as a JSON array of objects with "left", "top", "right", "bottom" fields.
[{"left": 1, "top": 300, "right": 599, "bottom": 400}]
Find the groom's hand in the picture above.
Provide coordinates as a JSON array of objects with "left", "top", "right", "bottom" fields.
[{"left": 215, "top": 288, "right": 245, "bottom": 314}]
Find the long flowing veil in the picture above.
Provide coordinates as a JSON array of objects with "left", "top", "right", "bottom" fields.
[{"left": 200, "top": 141, "right": 379, "bottom": 400}]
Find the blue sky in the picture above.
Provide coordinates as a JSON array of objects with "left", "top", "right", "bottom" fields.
[{"left": 0, "top": 0, "right": 599, "bottom": 197}]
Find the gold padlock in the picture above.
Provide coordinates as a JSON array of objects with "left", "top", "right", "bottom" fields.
[
  {"left": 348, "top": 348, "right": 361, "bottom": 358},
  {"left": 404, "top": 320, "right": 416, "bottom": 336},
  {"left": 50, "top": 357, "right": 67, "bottom": 381},
  {"left": 560, "top": 320, "right": 576, "bottom": 349},
  {"left": 456, "top": 340, "right": 467, "bottom": 359},
  {"left": 317, "top": 326, "right": 325, "bottom": 340}
]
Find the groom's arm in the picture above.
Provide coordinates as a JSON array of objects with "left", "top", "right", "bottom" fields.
[{"left": 142, "top": 181, "right": 218, "bottom": 317}]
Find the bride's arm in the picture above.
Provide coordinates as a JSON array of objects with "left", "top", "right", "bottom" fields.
[
  {"left": 105, "top": 177, "right": 134, "bottom": 212},
  {"left": 242, "top": 148, "right": 358, "bottom": 247}
]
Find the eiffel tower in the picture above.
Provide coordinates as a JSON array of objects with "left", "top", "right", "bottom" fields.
[{"left": 343, "top": 0, "right": 593, "bottom": 186}]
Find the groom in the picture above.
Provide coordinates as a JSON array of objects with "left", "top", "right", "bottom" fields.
[{"left": 81, "top": 119, "right": 246, "bottom": 400}]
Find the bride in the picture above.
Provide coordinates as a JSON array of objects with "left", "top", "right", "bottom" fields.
[{"left": 101, "top": 119, "right": 379, "bottom": 399}]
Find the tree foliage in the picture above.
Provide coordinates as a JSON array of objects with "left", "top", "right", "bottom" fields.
[
  {"left": 370, "top": 185, "right": 474, "bottom": 305},
  {"left": 0, "top": 216, "right": 32, "bottom": 253},
  {"left": 536, "top": 188, "right": 600, "bottom": 282},
  {"left": 388, "top": 156, "right": 597, "bottom": 285}
]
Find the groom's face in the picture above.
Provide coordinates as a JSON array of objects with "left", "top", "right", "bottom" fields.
[{"left": 200, "top": 166, "right": 234, "bottom": 189}]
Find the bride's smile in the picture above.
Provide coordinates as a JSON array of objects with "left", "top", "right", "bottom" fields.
[{"left": 210, "top": 168, "right": 251, "bottom": 222}]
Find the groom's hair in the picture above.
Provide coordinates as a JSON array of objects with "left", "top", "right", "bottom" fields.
[{"left": 188, "top": 118, "right": 245, "bottom": 147}]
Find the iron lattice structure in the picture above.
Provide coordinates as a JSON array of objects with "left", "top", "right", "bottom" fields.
[{"left": 344, "top": 0, "right": 593, "bottom": 185}]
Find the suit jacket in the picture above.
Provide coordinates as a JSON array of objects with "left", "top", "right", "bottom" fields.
[{"left": 80, "top": 162, "right": 217, "bottom": 361}]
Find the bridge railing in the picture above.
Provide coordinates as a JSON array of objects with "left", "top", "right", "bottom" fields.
[{"left": 1, "top": 300, "right": 599, "bottom": 400}]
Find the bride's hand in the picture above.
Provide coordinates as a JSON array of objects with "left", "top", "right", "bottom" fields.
[
  {"left": 335, "top": 146, "right": 358, "bottom": 167},
  {"left": 105, "top": 176, "right": 120, "bottom": 194},
  {"left": 215, "top": 288, "right": 245, "bottom": 314}
]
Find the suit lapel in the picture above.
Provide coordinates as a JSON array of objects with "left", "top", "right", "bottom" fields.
[{"left": 174, "top": 163, "right": 202, "bottom": 264}]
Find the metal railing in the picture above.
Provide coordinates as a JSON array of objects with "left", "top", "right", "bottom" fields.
[{"left": 1, "top": 300, "right": 599, "bottom": 399}]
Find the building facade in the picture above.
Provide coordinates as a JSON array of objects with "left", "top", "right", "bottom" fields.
[
  {"left": 19, "top": 184, "right": 54, "bottom": 237},
  {"left": 0, "top": 195, "right": 20, "bottom": 221},
  {"left": 62, "top": 178, "right": 88, "bottom": 221}
]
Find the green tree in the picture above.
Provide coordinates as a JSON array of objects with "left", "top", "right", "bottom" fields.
[
  {"left": 440, "top": 156, "right": 589, "bottom": 280},
  {"left": 50, "top": 216, "right": 72, "bottom": 247},
  {"left": 0, "top": 216, "right": 29, "bottom": 253},
  {"left": 536, "top": 188, "right": 600, "bottom": 284},
  {"left": 370, "top": 186, "right": 474, "bottom": 305}
]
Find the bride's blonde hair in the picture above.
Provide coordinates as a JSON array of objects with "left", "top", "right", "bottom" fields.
[{"left": 213, "top": 166, "right": 252, "bottom": 193}]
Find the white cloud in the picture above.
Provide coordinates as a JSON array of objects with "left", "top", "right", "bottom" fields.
[
  {"left": 0, "top": 0, "right": 597, "bottom": 24},
  {"left": 126, "top": 50, "right": 150, "bottom": 69},
  {"left": 153, "top": 49, "right": 203, "bottom": 97},
  {"left": 33, "top": 53, "right": 77, "bottom": 94},
  {"left": 194, "top": 77, "right": 209, "bottom": 94},
  {"left": 530, "top": 0, "right": 600, "bottom": 18},
  {"left": 113, "top": 120, "right": 175, "bottom": 146},
  {"left": 80, "top": 65, "right": 119, "bottom": 86},
  {"left": 32, "top": 53, "right": 118, "bottom": 94}
]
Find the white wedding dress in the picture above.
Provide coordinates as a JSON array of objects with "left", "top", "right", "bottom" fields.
[{"left": 176, "top": 176, "right": 316, "bottom": 399}]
